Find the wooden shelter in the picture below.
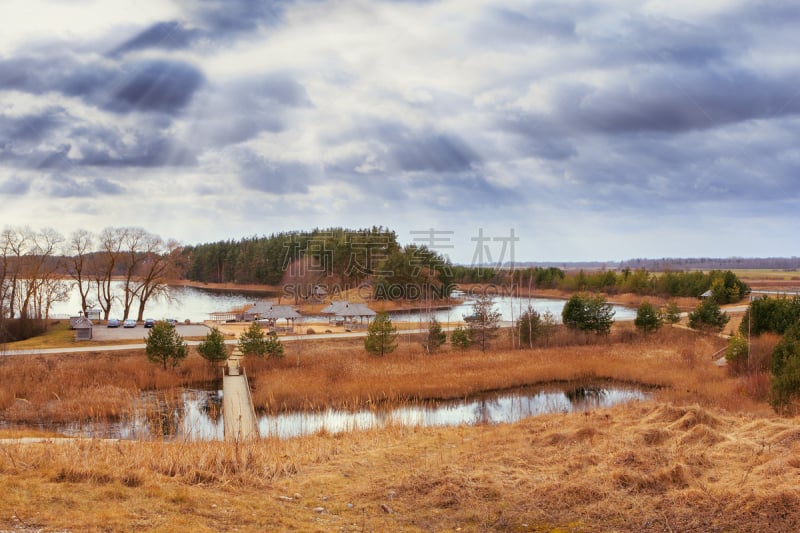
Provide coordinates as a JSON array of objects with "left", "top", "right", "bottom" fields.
[
  {"left": 254, "top": 304, "right": 301, "bottom": 332},
  {"left": 73, "top": 316, "right": 93, "bottom": 340},
  {"left": 321, "top": 301, "right": 377, "bottom": 329}
]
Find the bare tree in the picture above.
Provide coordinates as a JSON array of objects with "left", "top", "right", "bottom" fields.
[
  {"left": 135, "top": 235, "right": 180, "bottom": 321},
  {"left": 2, "top": 227, "right": 66, "bottom": 321},
  {"left": 94, "top": 227, "right": 125, "bottom": 320},
  {"left": 1, "top": 227, "right": 29, "bottom": 319},
  {"left": 119, "top": 227, "right": 148, "bottom": 320},
  {"left": 65, "top": 229, "right": 95, "bottom": 315},
  {"left": 0, "top": 230, "right": 12, "bottom": 319}
]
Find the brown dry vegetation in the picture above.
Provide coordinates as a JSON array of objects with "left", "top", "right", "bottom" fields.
[
  {"left": 248, "top": 327, "right": 752, "bottom": 414},
  {"left": 0, "top": 350, "right": 215, "bottom": 423},
  {"left": 1, "top": 325, "right": 799, "bottom": 531},
  {"left": 2, "top": 402, "right": 799, "bottom": 531}
]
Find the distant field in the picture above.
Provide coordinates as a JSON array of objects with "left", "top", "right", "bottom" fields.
[{"left": 730, "top": 269, "right": 800, "bottom": 280}]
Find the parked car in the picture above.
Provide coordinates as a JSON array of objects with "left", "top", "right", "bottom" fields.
[
  {"left": 165, "top": 318, "right": 178, "bottom": 327},
  {"left": 107, "top": 318, "right": 121, "bottom": 328},
  {"left": 143, "top": 318, "right": 155, "bottom": 328},
  {"left": 123, "top": 319, "right": 136, "bottom": 328}
]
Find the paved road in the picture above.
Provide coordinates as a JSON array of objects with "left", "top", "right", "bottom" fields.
[
  {"left": 90, "top": 324, "right": 211, "bottom": 341},
  {"left": 2, "top": 308, "right": 743, "bottom": 357},
  {"left": 1, "top": 328, "right": 386, "bottom": 356}
]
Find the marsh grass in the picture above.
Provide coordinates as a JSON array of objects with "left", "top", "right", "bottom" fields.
[
  {"left": 2, "top": 324, "right": 799, "bottom": 531},
  {"left": 1, "top": 402, "right": 798, "bottom": 531}
]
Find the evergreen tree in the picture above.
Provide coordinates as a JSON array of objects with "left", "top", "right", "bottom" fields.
[
  {"left": 468, "top": 294, "right": 501, "bottom": 352},
  {"left": 770, "top": 322, "right": 800, "bottom": 413},
  {"left": 364, "top": 312, "right": 398, "bottom": 356},
  {"left": 662, "top": 300, "right": 681, "bottom": 325},
  {"left": 517, "top": 305, "right": 542, "bottom": 348},
  {"left": 264, "top": 331, "right": 285, "bottom": 358},
  {"left": 145, "top": 321, "right": 188, "bottom": 370},
  {"left": 238, "top": 321, "right": 268, "bottom": 357},
  {"left": 424, "top": 318, "right": 447, "bottom": 353},
  {"left": 634, "top": 301, "right": 662, "bottom": 334},
  {"left": 562, "top": 293, "right": 615, "bottom": 335},
  {"left": 450, "top": 326, "right": 472, "bottom": 350},
  {"left": 688, "top": 298, "right": 729, "bottom": 332},
  {"left": 196, "top": 327, "right": 228, "bottom": 365},
  {"left": 725, "top": 333, "right": 749, "bottom": 376}
]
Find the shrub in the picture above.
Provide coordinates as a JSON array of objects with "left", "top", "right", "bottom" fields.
[
  {"left": 725, "top": 333, "right": 749, "bottom": 376},
  {"left": 562, "top": 293, "right": 615, "bottom": 335},
  {"left": 196, "top": 327, "right": 228, "bottom": 365},
  {"left": 145, "top": 321, "right": 188, "bottom": 370},
  {"left": 688, "top": 299, "right": 729, "bottom": 332},
  {"left": 423, "top": 318, "right": 446, "bottom": 353},
  {"left": 364, "top": 312, "right": 398, "bottom": 357},
  {"left": 451, "top": 326, "right": 472, "bottom": 350},
  {"left": 770, "top": 322, "right": 800, "bottom": 413},
  {"left": 239, "top": 322, "right": 284, "bottom": 358},
  {"left": 661, "top": 300, "right": 681, "bottom": 325},
  {"left": 634, "top": 301, "right": 662, "bottom": 334}
]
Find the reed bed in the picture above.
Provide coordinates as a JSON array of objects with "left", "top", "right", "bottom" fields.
[
  {"left": 2, "top": 326, "right": 798, "bottom": 530},
  {"left": 1, "top": 402, "right": 798, "bottom": 531},
  {"left": 2, "top": 326, "right": 769, "bottom": 428},
  {"left": 250, "top": 327, "right": 759, "bottom": 415}
]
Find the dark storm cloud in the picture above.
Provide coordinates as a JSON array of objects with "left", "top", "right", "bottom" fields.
[
  {"left": 0, "top": 55, "right": 204, "bottom": 115},
  {"left": 470, "top": 4, "right": 576, "bottom": 46},
  {"left": 599, "top": 15, "right": 729, "bottom": 68},
  {"left": 182, "top": 0, "right": 289, "bottom": 33},
  {"left": 107, "top": 60, "right": 205, "bottom": 113},
  {"left": 45, "top": 175, "right": 125, "bottom": 198},
  {"left": 112, "top": 21, "right": 201, "bottom": 55},
  {"left": 188, "top": 72, "right": 312, "bottom": 145},
  {"left": 340, "top": 121, "right": 480, "bottom": 173},
  {"left": 570, "top": 70, "right": 800, "bottom": 134},
  {"left": 389, "top": 133, "right": 478, "bottom": 173},
  {"left": 236, "top": 149, "right": 315, "bottom": 194},
  {"left": 0, "top": 176, "right": 30, "bottom": 195},
  {"left": 77, "top": 135, "right": 197, "bottom": 168},
  {"left": 0, "top": 108, "right": 67, "bottom": 144}
]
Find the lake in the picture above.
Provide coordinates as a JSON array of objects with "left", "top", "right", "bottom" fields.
[{"left": 50, "top": 283, "right": 635, "bottom": 323}]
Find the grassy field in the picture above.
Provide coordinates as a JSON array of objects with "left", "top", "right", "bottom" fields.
[{"left": 1, "top": 323, "right": 798, "bottom": 531}]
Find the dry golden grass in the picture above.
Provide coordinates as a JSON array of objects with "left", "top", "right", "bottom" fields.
[
  {"left": 0, "top": 350, "right": 217, "bottom": 422},
  {"left": 246, "top": 327, "right": 757, "bottom": 415},
  {"left": 2, "top": 323, "right": 799, "bottom": 531},
  {"left": 2, "top": 401, "right": 799, "bottom": 531}
]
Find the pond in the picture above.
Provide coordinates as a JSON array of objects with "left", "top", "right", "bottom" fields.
[
  {"left": 19, "top": 383, "right": 652, "bottom": 441},
  {"left": 50, "top": 283, "right": 635, "bottom": 324}
]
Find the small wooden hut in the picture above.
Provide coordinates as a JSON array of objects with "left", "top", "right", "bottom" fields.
[{"left": 73, "top": 316, "right": 93, "bottom": 340}]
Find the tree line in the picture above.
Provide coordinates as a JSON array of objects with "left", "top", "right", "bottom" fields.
[
  {"left": 1, "top": 226, "right": 180, "bottom": 331},
  {"left": 183, "top": 226, "right": 454, "bottom": 300},
  {"left": 452, "top": 266, "right": 749, "bottom": 303},
  {"left": 722, "top": 294, "right": 800, "bottom": 414}
]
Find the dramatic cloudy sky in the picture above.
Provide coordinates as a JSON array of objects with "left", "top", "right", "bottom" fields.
[{"left": 1, "top": 0, "right": 798, "bottom": 263}]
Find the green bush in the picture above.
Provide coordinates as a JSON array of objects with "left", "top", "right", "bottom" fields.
[
  {"left": 770, "top": 322, "right": 800, "bottom": 413},
  {"left": 725, "top": 333, "right": 749, "bottom": 375},
  {"left": 634, "top": 301, "right": 662, "bottom": 334},
  {"left": 451, "top": 326, "right": 472, "bottom": 350},
  {"left": 562, "top": 293, "right": 615, "bottom": 335},
  {"left": 688, "top": 299, "right": 729, "bottom": 332},
  {"left": 364, "top": 312, "right": 397, "bottom": 356}
]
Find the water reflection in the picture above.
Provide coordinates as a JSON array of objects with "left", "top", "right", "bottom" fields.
[
  {"left": 50, "top": 284, "right": 634, "bottom": 324},
  {"left": 34, "top": 384, "right": 650, "bottom": 441}
]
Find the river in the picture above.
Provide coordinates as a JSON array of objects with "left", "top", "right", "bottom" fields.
[{"left": 13, "top": 383, "right": 651, "bottom": 441}]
